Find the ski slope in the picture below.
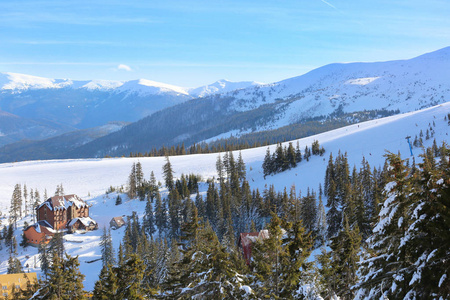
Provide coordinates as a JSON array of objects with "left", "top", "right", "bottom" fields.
[{"left": 0, "top": 102, "right": 448, "bottom": 290}]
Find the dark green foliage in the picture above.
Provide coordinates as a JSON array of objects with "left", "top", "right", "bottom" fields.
[
  {"left": 143, "top": 198, "right": 156, "bottom": 238},
  {"left": 166, "top": 209, "right": 251, "bottom": 299},
  {"left": 9, "top": 183, "right": 22, "bottom": 228},
  {"left": 262, "top": 140, "right": 324, "bottom": 177},
  {"left": 162, "top": 156, "right": 174, "bottom": 191},
  {"left": 32, "top": 254, "right": 86, "bottom": 300},
  {"left": 251, "top": 214, "right": 315, "bottom": 299},
  {"left": 328, "top": 215, "right": 361, "bottom": 299},
  {"left": 100, "top": 227, "right": 115, "bottom": 267},
  {"left": 115, "top": 194, "right": 122, "bottom": 205},
  {"left": 356, "top": 145, "right": 450, "bottom": 299}
]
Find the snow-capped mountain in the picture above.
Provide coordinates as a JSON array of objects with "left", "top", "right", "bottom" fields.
[
  {"left": 0, "top": 72, "right": 259, "bottom": 97},
  {"left": 222, "top": 47, "right": 450, "bottom": 123},
  {"left": 188, "top": 79, "right": 262, "bottom": 97},
  {"left": 64, "top": 47, "right": 450, "bottom": 159},
  {"left": 0, "top": 73, "right": 260, "bottom": 137}
]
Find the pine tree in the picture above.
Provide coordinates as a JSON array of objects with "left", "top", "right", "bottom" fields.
[
  {"left": 135, "top": 161, "right": 144, "bottom": 187},
  {"left": 262, "top": 147, "right": 273, "bottom": 178},
  {"left": 32, "top": 254, "right": 86, "bottom": 300},
  {"left": 237, "top": 151, "right": 247, "bottom": 182},
  {"left": 286, "top": 142, "right": 297, "bottom": 169},
  {"left": 163, "top": 156, "right": 175, "bottom": 191},
  {"left": 278, "top": 218, "right": 314, "bottom": 298},
  {"left": 48, "top": 231, "right": 65, "bottom": 259},
  {"left": 127, "top": 162, "right": 137, "bottom": 199},
  {"left": 143, "top": 198, "right": 156, "bottom": 238},
  {"left": 357, "top": 146, "right": 450, "bottom": 299},
  {"left": 115, "top": 194, "right": 122, "bottom": 205},
  {"left": 54, "top": 183, "right": 64, "bottom": 196},
  {"left": 316, "top": 193, "right": 327, "bottom": 247},
  {"left": 9, "top": 184, "right": 22, "bottom": 228},
  {"left": 356, "top": 152, "right": 413, "bottom": 299},
  {"left": 38, "top": 242, "right": 50, "bottom": 277},
  {"left": 330, "top": 215, "right": 361, "bottom": 299},
  {"left": 251, "top": 214, "right": 285, "bottom": 298},
  {"left": 301, "top": 190, "right": 318, "bottom": 234},
  {"left": 166, "top": 215, "right": 251, "bottom": 299},
  {"left": 155, "top": 193, "right": 167, "bottom": 237},
  {"left": 23, "top": 184, "right": 28, "bottom": 216},
  {"left": 93, "top": 265, "right": 117, "bottom": 300},
  {"left": 100, "top": 227, "right": 116, "bottom": 267}
]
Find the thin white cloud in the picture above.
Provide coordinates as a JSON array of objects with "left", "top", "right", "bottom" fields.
[
  {"left": 117, "top": 64, "right": 132, "bottom": 71},
  {"left": 319, "top": 0, "right": 338, "bottom": 10}
]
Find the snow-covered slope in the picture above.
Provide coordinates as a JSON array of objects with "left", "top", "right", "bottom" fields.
[
  {"left": 0, "top": 102, "right": 448, "bottom": 290},
  {"left": 188, "top": 79, "right": 262, "bottom": 97},
  {"left": 220, "top": 47, "right": 450, "bottom": 129}
]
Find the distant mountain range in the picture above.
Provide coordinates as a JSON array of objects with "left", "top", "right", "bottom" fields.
[
  {"left": 0, "top": 72, "right": 261, "bottom": 129},
  {"left": 0, "top": 47, "right": 449, "bottom": 162}
]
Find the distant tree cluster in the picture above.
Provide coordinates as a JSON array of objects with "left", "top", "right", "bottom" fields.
[{"left": 263, "top": 140, "right": 325, "bottom": 177}]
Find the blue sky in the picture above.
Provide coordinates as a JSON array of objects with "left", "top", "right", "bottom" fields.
[{"left": 1, "top": 0, "right": 449, "bottom": 87}]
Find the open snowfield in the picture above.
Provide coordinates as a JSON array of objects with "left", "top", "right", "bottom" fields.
[{"left": 0, "top": 102, "right": 448, "bottom": 291}]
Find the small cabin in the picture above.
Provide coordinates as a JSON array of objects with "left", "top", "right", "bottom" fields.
[
  {"left": 67, "top": 217, "right": 98, "bottom": 233},
  {"left": 110, "top": 216, "right": 125, "bottom": 229}
]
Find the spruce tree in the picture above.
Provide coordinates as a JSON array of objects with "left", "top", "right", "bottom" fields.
[
  {"left": 9, "top": 184, "right": 22, "bottom": 228},
  {"left": 32, "top": 254, "right": 86, "bottom": 300},
  {"left": 143, "top": 198, "right": 156, "bottom": 238},
  {"left": 127, "top": 162, "right": 137, "bottom": 199},
  {"left": 100, "top": 227, "right": 115, "bottom": 267},
  {"left": 162, "top": 156, "right": 175, "bottom": 191}
]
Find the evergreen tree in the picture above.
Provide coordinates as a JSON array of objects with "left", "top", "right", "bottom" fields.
[
  {"left": 262, "top": 147, "right": 273, "bottom": 178},
  {"left": 135, "top": 161, "right": 144, "bottom": 187},
  {"left": 329, "top": 215, "right": 361, "bottom": 299},
  {"left": 7, "top": 254, "right": 23, "bottom": 274},
  {"left": 163, "top": 156, "right": 175, "bottom": 191},
  {"left": 143, "top": 198, "right": 156, "bottom": 238},
  {"left": 115, "top": 194, "right": 122, "bottom": 205},
  {"left": 286, "top": 142, "right": 297, "bottom": 169},
  {"left": 315, "top": 193, "right": 327, "bottom": 247},
  {"left": 38, "top": 242, "right": 50, "bottom": 277},
  {"left": 54, "top": 183, "right": 64, "bottom": 196},
  {"left": 127, "top": 162, "right": 137, "bottom": 199},
  {"left": 32, "top": 254, "right": 86, "bottom": 300},
  {"left": 356, "top": 152, "right": 412, "bottom": 299},
  {"left": 100, "top": 227, "right": 116, "bottom": 267},
  {"left": 166, "top": 215, "right": 251, "bottom": 299},
  {"left": 9, "top": 184, "right": 22, "bottom": 228},
  {"left": 48, "top": 231, "right": 65, "bottom": 259},
  {"left": 237, "top": 151, "right": 247, "bottom": 182},
  {"left": 155, "top": 193, "right": 167, "bottom": 237},
  {"left": 357, "top": 146, "right": 450, "bottom": 299},
  {"left": 23, "top": 184, "right": 28, "bottom": 216}
]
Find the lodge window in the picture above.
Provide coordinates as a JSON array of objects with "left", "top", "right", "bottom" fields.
[
  {"left": 3, "top": 292, "right": 7, "bottom": 297},
  {"left": 15, "top": 285, "right": 20, "bottom": 289},
  {"left": 2, "top": 286, "right": 6, "bottom": 290}
]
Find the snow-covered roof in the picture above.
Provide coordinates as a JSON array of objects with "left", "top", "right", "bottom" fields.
[
  {"left": 37, "top": 194, "right": 89, "bottom": 211},
  {"left": 25, "top": 220, "right": 55, "bottom": 234},
  {"left": 68, "top": 217, "right": 97, "bottom": 227}
]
